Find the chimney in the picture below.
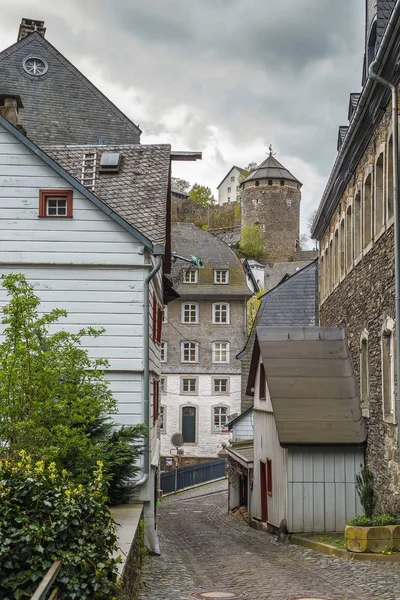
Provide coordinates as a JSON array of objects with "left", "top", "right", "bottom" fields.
[
  {"left": 18, "top": 18, "right": 46, "bottom": 41},
  {"left": 0, "top": 96, "right": 26, "bottom": 135}
]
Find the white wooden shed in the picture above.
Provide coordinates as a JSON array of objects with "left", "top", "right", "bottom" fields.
[{"left": 247, "top": 326, "right": 366, "bottom": 533}]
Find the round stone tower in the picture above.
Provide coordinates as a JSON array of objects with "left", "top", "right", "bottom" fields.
[{"left": 241, "top": 150, "right": 302, "bottom": 262}]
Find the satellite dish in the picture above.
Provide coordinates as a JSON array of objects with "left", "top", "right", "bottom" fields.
[{"left": 171, "top": 432, "right": 184, "bottom": 448}]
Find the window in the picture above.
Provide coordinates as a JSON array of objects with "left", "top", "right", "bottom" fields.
[
  {"left": 375, "top": 153, "right": 384, "bottom": 233},
  {"left": 213, "top": 406, "right": 228, "bottom": 432},
  {"left": 227, "top": 187, "right": 231, "bottom": 193},
  {"left": 346, "top": 205, "right": 352, "bottom": 270},
  {"left": 182, "top": 303, "right": 199, "bottom": 324},
  {"left": 280, "top": 180, "right": 284, "bottom": 186},
  {"left": 181, "top": 341, "right": 199, "bottom": 363},
  {"left": 181, "top": 377, "right": 198, "bottom": 394},
  {"left": 354, "top": 191, "right": 362, "bottom": 258},
  {"left": 160, "top": 377, "right": 167, "bottom": 394},
  {"left": 359, "top": 331, "right": 369, "bottom": 416},
  {"left": 152, "top": 379, "right": 160, "bottom": 425},
  {"left": 259, "top": 362, "right": 266, "bottom": 400},
  {"left": 268, "top": 180, "right": 272, "bottom": 185},
  {"left": 161, "top": 342, "right": 167, "bottom": 362},
  {"left": 213, "top": 377, "right": 229, "bottom": 394},
  {"left": 182, "top": 406, "right": 196, "bottom": 443},
  {"left": 214, "top": 269, "right": 229, "bottom": 284},
  {"left": 236, "top": 186, "right": 239, "bottom": 192},
  {"left": 227, "top": 197, "right": 231, "bottom": 202},
  {"left": 231, "top": 176, "right": 235, "bottom": 182},
  {"left": 183, "top": 269, "right": 198, "bottom": 284},
  {"left": 255, "top": 181, "right": 260, "bottom": 187},
  {"left": 267, "top": 459, "right": 272, "bottom": 495},
  {"left": 152, "top": 295, "right": 163, "bottom": 343},
  {"left": 340, "top": 219, "right": 345, "bottom": 278},
  {"left": 388, "top": 136, "right": 394, "bottom": 219},
  {"left": 364, "top": 173, "right": 372, "bottom": 247},
  {"left": 212, "top": 342, "right": 230, "bottom": 363},
  {"left": 163, "top": 306, "right": 168, "bottom": 323},
  {"left": 381, "top": 317, "right": 396, "bottom": 421},
  {"left": 334, "top": 229, "right": 339, "bottom": 285},
  {"left": 39, "top": 190, "right": 73, "bottom": 218},
  {"left": 22, "top": 55, "right": 48, "bottom": 76},
  {"left": 160, "top": 406, "right": 166, "bottom": 432},
  {"left": 213, "top": 303, "right": 230, "bottom": 324}
]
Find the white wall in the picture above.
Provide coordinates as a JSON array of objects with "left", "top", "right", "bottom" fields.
[
  {"left": 160, "top": 373, "right": 241, "bottom": 458},
  {"left": 217, "top": 167, "right": 242, "bottom": 205},
  {"left": 231, "top": 410, "right": 254, "bottom": 442}
]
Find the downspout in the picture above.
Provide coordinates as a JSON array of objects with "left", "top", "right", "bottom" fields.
[
  {"left": 368, "top": 60, "right": 400, "bottom": 454},
  {"left": 135, "top": 253, "right": 163, "bottom": 487}
]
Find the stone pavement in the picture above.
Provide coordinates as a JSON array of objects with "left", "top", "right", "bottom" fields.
[{"left": 138, "top": 480, "right": 400, "bottom": 600}]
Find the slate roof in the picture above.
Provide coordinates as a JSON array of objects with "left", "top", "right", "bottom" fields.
[
  {"left": 0, "top": 31, "right": 141, "bottom": 145},
  {"left": 44, "top": 143, "right": 171, "bottom": 245},
  {"left": 215, "top": 228, "right": 241, "bottom": 245},
  {"left": 337, "top": 126, "right": 349, "bottom": 151},
  {"left": 171, "top": 222, "right": 250, "bottom": 297},
  {"left": 377, "top": 1, "right": 396, "bottom": 43},
  {"left": 348, "top": 93, "right": 361, "bottom": 121},
  {"left": 242, "top": 154, "right": 301, "bottom": 186},
  {"left": 265, "top": 260, "right": 313, "bottom": 292}
]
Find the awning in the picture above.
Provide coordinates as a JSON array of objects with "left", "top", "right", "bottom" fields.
[
  {"left": 256, "top": 326, "right": 366, "bottom": 446},
  {"left": 227, "top": 443, "right": 254, "bottom": 468}
]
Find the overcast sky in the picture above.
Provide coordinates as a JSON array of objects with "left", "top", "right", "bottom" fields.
[{"left": 1, "top": 1, "right": 366, "bottom": 239}]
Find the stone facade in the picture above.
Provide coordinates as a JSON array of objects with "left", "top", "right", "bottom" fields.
[{"left": 241, "top": 178, "right": 301, "bottom": 262}]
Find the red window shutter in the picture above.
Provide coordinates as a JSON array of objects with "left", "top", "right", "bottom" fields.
[
  {"left": 267, "top": 458, "right": 272, "bottom": 495},
  {"left": 157, "top": 306, "right": 163, "bottom": 343},
  {"left": 153, "top": 380, "right": 159, "bottom": 424},
  {"left": 153, "top": 294, "right": 157, "bottom": 341}
]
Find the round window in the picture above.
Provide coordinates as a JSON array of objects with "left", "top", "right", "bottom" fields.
[{"left": 22, "top": 56, "right": 48, "bottom": 76}]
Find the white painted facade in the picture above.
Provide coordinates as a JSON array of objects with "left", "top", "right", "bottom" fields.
[
  {"left": 160, "top": 373, "right": 241, "bottom": 458},
  {"left": 230, "top": 410, "right": 254, "bottom": 442},
  {"left": 0, "top": 123, "right": 163, "bottom": 551},
  {"left": 217, "top": 166, "right": 243, "bottom": 205}
]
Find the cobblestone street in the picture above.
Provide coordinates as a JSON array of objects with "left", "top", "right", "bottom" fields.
[{"left": 138, "top": 480, "right": 400, "bottom": 600}]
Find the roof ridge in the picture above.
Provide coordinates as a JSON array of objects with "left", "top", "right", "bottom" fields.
[{"left": 0, "top": 32, "right": 142, "bottom": 137}]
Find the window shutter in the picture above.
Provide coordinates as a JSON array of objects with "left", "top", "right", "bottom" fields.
[
  {"left": 153, "top": 380, "right": 159, "bottom": 424},
  {"left": 157, "top": 306, "right": 163, "bottom": 343},
  {"left": 267, "top": 458, "right": 272, "bottom": 495},
  {"left": 259, "top": 363, "right": 266, "bottom": 400},
  {"left": 152, "top": 294, "right": 157, "bottom": 341}
]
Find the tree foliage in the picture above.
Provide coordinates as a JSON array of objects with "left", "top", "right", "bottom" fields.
[
  {"left": 0, "top": 453, "right": 120, "bottom": 599},
  {"left": 0, "top": 273, "right": 145, "bottom": 502},
  {"left": 171, "top": 177, "right": 191, "bottom": 194},
  {"left": 238, "top": 162, "right": 258, "bottom": 185},
  {"left": 239, "top": 225, "right": 265, "bottom": 260},
  {"left": 247, "top": 288, "right": 265, "bottom": 335},
  {"left": 189, "top": 183, "right": 215, "bottom": 206},
  {"left": 356, "top": 464, "right": 377, "bottom": 518}
]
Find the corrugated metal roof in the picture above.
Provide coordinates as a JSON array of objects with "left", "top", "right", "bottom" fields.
[
  {"left": 257, "top": 326, "right": 366, "bottom": 446},
  {"left": 242, "top": 154, "right": 301, "bottom": 185},
  {"left": 227, "top": 442, "right": 254, "bottom": 467}
]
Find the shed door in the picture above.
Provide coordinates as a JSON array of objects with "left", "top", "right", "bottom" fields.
[
  {"left": 182, "top": 407, "right": 196, "bottom": 443},
  {"left": 260, "top": 460, "right": 268, "bottom": 522}
]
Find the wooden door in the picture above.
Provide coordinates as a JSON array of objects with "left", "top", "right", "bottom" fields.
[
  {"left": 260, "top": 460, "right": 268, "bottom": 522},
  {"left": 182, "top": 407, "right": 196, "bottom": 443}
]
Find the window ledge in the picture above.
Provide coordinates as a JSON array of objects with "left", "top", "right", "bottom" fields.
[
  {"left": 387, "top": 216, "right": 395, "bottom": 229},
  {"left": 354, "top": 253, "right": 363, "bottom": 267},
  {"left": 374, "top": 226, "right": 386, "bottom": 243},
  {"left": 363, "top": 241, "right": 373, "bottom": 256}
]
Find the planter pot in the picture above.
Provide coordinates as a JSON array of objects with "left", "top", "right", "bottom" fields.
[{"left": 345, "top": 525, "right": 394, "bottom": 553}]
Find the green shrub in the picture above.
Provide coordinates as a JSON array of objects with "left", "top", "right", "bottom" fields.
[
  {"left": 0, "top": 452, "right": 120, "bottom": 599},
  {"left": 348, "top": 514, "right": 400, "bottom": 526},
  {"left": 0, "top": 273, "right": 146, "bottom": 503},
  {"left": 355, "top": 464, "right": 377, "bottom": 518},
  {"left": 239, "top": 225, "right": 265, "bottom": 260}
]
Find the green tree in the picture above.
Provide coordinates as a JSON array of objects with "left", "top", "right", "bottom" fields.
[
  {"left": 238, "top": 161, "right": 258, "bottom": 185},
  {"left": 171, "top": 176, "right": 191, "bottom": 194},
  {"left": 0, "top": 273, "right": 145, "bottom": 501},
  {"left": 189, "top": 183, "right": 215, "bottom": 206},
  {"left": 247, "top": 288, "right": 265, "bottom": 334},
  {"left": 356, "top": 464, "right": 377, "bottom": 518},
  {"left": 239, "top": 224, "right": 265, "bottom": 260}
]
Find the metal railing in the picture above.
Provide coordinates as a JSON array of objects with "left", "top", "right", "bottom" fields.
[
  {"left": 31, "top": 561, "right": 61, "bottom": 600},
  {"left": 160, "top": 458, "right": 226, "bottom": 494}
]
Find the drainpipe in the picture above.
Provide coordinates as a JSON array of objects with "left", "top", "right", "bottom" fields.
[
  {"left": 369, "top": 60, "right": 400, "bottom": 454},
  {"left": 134, "top": 253, "right": 163, "bottom": 487}
]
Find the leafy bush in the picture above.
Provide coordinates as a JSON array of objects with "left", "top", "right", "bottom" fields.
[
  {"left": 355, "top": 464, "right": 377, "bottom": 518},
  {"left": 239, "top": 224, "right": 265, "bottom": 260},
  {"left": 0, "top": 273, "right": 146, "bottom": 502},
  {"left": 348, "top": 514, "right": 400, "bottom": 527},
  {"left": 0, "top": 452, "right": 120, "bottom": 599}
]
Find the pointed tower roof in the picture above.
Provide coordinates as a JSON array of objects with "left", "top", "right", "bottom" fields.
[{"left": 242, "top": 154, "right": 302, "bottom": 186}]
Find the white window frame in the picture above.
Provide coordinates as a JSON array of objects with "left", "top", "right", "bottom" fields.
[
  {"left": 160, "top": 376, "right": 167, "bottom": 394},
  {"left": 181, "top": 302, "right": 199, "bottom": 324},
  {"left": 381, "top": 317, "right": 396, "bottom": 423},
  {"left": 212, "top": 405, "right": 229, "bottom": 432},
  {"left": 183, "top": 269, "right": 198, "bottom": 284},
  {"left": 181, "top": 377, "right": 198, "bottom": 395},
  {"left": 159, "top": 405, "right": 166, "bottom": 432},
  {"left": 212, "top": 342, "right": 230, "bottom": 364},
  {"left": 212, "top": 303, "right": 230, "bottom": 324},
  {"left": 161, "top": 342, "right": 167, "bottom": 363},
  {"left": 162, "top": 306, "right": 168, "bottom": 324},
  {"left": 231, "top": 176, "right": 235, "bottom": 182},
  {"left": 181, "top": 341, "right": 199, "bottom": 363},
  {"left": 214, "top": 269, "right": 229, "bottom": 284},
  {"left": 212, "top": 377, "right": 230, "bottom": 395},
  {"left": 46, "top": 197, "right": 67, "bottom": 216}
]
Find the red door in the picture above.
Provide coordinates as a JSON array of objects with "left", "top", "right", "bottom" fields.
[{"left": 260, "top": 460, "right": 268, "bottom": 522}]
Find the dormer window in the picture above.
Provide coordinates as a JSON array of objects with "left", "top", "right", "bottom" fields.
[
  {"left": 214, "top": 269, "right": 229, "bottom": 284},
  {"left": 39, "top": 190, "right": 73, "bottom": 218}
]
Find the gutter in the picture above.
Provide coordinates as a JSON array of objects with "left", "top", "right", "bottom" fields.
[
  {"left": 134, "top": 253, "right": 163, "bottom": 488},
  {"left": 312, "top": 0, "right": 400, "bottom": 240},
  {"left": 368, "top": 60, "right": 400, "bottom": 456}
]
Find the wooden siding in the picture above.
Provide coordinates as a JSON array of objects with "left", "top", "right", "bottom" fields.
[
  {"left": 232, "top": 411, "right": 254, "bottom": 442},
  {"left": 287, "top": 448, "right": 364, "bottom": 532}
]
